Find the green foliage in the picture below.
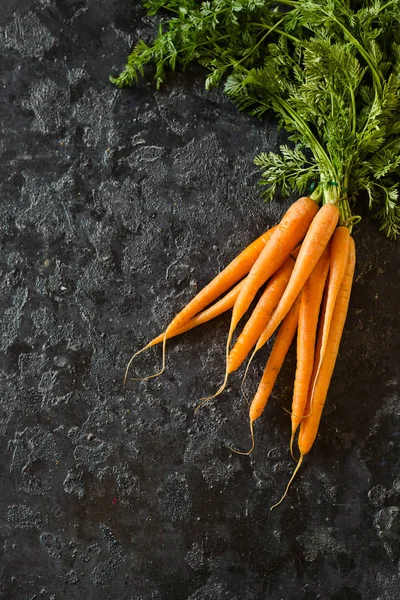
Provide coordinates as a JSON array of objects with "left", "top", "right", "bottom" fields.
[
  {"left": 110, "top": 0, "right": 400, "bottom": 238},
  {"left": 254, "top": 146, "right": 319, "bottom": 202},
  {"left": 110, "top": 0, "right": 279, "bottom": 88}
]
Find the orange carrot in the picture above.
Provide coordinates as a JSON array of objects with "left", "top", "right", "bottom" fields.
[
  {"left": 229, "top": 197, "right": 317, "bottom": 338},
  {"left": 296, "top": 285, "right": 329, "bottom": 433},
  {"left": 125, "top": 225, "right": 276, "bottom": 382},
  {"left": 251, "top": 203, "right": 340, "bottom": 358},
  {"left": 250, "top": 294, "right": 301, "bottom": 421},
  {"left": 271, "top": 236, "right": 356, "bottom": 509},
  {"left": 298, "top": 236, "right": 356, "bottom": 455},
  {"left": 227, "top": 254, "right": 296, "bottom": 375},
  {"left": 232, "top": 293, "right": 301, "bottom": 455},
  {"left": 165, "top": 225, "right": 277, "bottom": 335},
  {"left": 203, "top": 197, "right": 318, "bottom": 401},
  {"left": 290, "top": 244, "right": 331, "bottom": 453},
  {"left": 308, "top": 226, "right": 351, "bottom": 400},
  {"left": 134, "top": 279, "right": 245, "bottom": 353}
]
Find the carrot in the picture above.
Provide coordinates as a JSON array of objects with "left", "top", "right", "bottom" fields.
[
  {"left": 125, "top": 278, "right": 245, "bottom": 382},
  {"left": 249, "top": 203, "right": 340, "bottom": 362},
  {"left": 202, "top": 196, "right": 318, "bottom": 401},
  {"left": 290, "top": 243, "right": 331, "bottom": 455},
  {"left": 271, "top": 236, "right": 356, "bottom": 509},
  {"left": 227, "top": 254, "right": 296, "bottom": 375},
  {"left": 294, "top": 285, "right": 329, "bottom": 440},
  {"left": 141, "top": 246, "right": 300, "bottom": 356},
  {"left": 125, "top": 225, "right": 276, "bottom": 382},
  {"left": 234, "top": 293, "right": 302, "bottom": 454},
  {"left": 250, "top": 293, "right": 301, "bottom": 422},
  {"left": 298, "top": 235, "right": 356, "bottom": 455},
  {"left": 307, "top": 225, "right": 351, "bottom": 402},
  {"left": 143, "top": 280, "right": 245, "bottom": 349},
  {"left": 165, "top": 225, "right": 277, "bottom": 334}
]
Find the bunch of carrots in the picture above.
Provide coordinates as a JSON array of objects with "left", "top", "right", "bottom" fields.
[
  {"left": 112, "top": 0, "right": 400, "bottom": 506},
  {"left": 126, "top": 192, "right": 356, "bottom": 506}
]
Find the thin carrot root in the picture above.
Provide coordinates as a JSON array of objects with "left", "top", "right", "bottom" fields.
[
  {"left": 125, "top": 228, "right": 278, "bottom": 387},
  {"left": 283, "top": 407, "right": 311, "bottom": 419},
  {"left": 123, "top": 339, "right": 158, "bottom": 385},
  {"left": 241, "top": 346, "right": 258, "bottom": 390},
  {"left": 195, "top": 370, "right": 228, "bottom": 411},
  {"left": 129, "top": 333, "right": 168, "bottom": 383},
  {"left": 196, "top": 323, "right": 233, "bottom": 410},
  {"left": 228, "top": 419, "right": 255, "bottom": 456},
  {"left": 289, "top": 431, "right": 298, "bottom": 462},
  {"left": 240, "top": 376, "right": 250, "bottom": 405},
  {"left": 270, "top": 454, "right": 304, "bottom": 510}
]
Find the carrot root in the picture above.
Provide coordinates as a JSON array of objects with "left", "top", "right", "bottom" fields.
[
  {"left": 228, "top": 419, "right": 255, "bottom": 456},
  {"left": 196, "top": 369, "right": 229, "bottom": 411},
  {"left": 270, "top": 454, "right": 304, "bottom": 511},
  {"left": 241, "top": 345, "right": 258, "bottom": 391},
  {"left": 129, "top": 332, "right": 168, "bottom": 382},
  {"left": 289, "top": 431, "right": 298, "bottom": 462},
  {"left": 196, "top": 320, "right": 233, "bottom": 409},
  {"left": 124, "top": 340, "right": 156, "bottom": 385}
]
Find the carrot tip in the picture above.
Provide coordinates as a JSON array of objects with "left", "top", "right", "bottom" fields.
[
  {"left": 195, "top": 377, "right": 228, "bottom": 411},
  {"left": 240, "top": 377, "right": 250, "bottom": 406},
  {"left": 270, "top": 454, "right": 304, "bottom": 510},
  {"left": 130, "top": 367, "right": 164, "bottom": 382},
  {"left": 196, "top": 323, "right": 234, "bottom": 411},
  {"left": 241, "top": 346, "right": 258, "bottom": 391},
  {"left": 125, "top": 331, "right": 168, "bottom": 384},
  {"left": 289, "top": 430, "right": 299, "bottom": 462},
  {"left": 123, "top": 341, "right": 154, "bottom": 385},
  {"left": 228, "top": 419, "right": 255, "bottom": 456}
]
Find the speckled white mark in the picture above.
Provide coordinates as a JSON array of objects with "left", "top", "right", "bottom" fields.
[
  {"left": 297, "top": 528, "right": 346, "bottom": 562},
  {"left": 74, "top": 87, "right": 118, "bottom": 148},
  {"left": 0, "top": 12, "right": 55, "bottom": 57},
  {"left": 24, "top": 79, "right": 69, "bottom": 134},
  {"left": 5, "top": 505, "right": 45, "bottom": 530}
]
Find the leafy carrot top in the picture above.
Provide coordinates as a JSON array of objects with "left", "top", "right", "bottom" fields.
[{"left": 111, "top": 0, "right": 400, "bottom": 238}]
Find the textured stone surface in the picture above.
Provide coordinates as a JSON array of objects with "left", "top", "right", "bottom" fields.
[{"left": 0, "top": 1, "right": 400, "bottom": 599}]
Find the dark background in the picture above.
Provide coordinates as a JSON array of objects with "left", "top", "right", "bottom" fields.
[{"left": 1, "top": 1, "right": 400, "bottom": 599}]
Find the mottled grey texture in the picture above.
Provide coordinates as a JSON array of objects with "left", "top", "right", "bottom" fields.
[{"left": 0, "top": 1, "right": 399, "bottom": 599}]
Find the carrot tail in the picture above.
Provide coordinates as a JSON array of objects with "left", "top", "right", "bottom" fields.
[
  {"left": 289, "top": 407, "right": 312, "bottom": 461},
  {"left": 123, "top": 338, "right": 159, "bottom": 385},
  {"left": 228, "top": 419, "right": 255, "bottom": 456},
  {"left": 241, "top": 345, "right": 258, "bottom": 391},
  {"left": 270, "top": 454, "right": 304, "bottom": 510},
  {"left": 195, "top": 374, "right": 228, "bottom": 411},
  {"left": 289, "top": 431, "right": 299, "bottom": 462},
  {"left": 195, "top": 325, "right": 232, "bottom": 410},
  {"left": 129, "top": 331, "right": 168, "bottom": 382},
  {"left": 240, "top": 344, "right": 259, "bottom": 406}
]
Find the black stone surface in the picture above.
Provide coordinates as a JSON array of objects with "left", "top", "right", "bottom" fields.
[{"left": 1, "top": 1, "right": 400, "bottom": 599}]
